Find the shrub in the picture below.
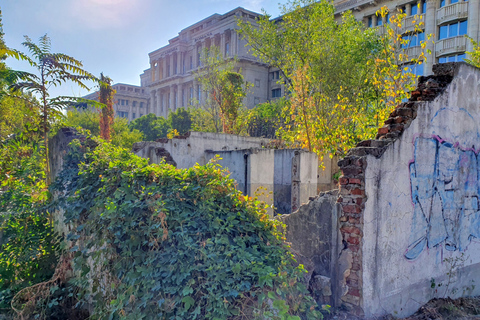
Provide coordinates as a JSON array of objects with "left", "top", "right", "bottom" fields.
[{"left": 52, "top": 137, "right": 322, "bottom": 319}]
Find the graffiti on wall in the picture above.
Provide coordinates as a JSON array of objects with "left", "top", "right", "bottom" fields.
[{"left": 405, "top": 136, "right": 480, "bottom": 260}]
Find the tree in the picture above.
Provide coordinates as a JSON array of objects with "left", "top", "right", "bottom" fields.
[
  {"left": 7, "top": 34, "right": 96, "bottom": 183},
  {"left": 246, "top": 98, "right": 286, "bottom": 138},
  {"left": 98, "top": 73, "right": 115, "bottom": 141},
  {"left": 194, "top": 46, "right": 250, "bottom": 134},
  {"left": 128, "top": 113, "right": 170, "bottom": 141},
  {"left": 238, "top": 0, "right": 424, "bottom": 156},
  {"left": 168, "top": 107, "right": 192, "bottom": 135},
  {"left": 465, "top": 36, "right": 480, "bottom": 68},
  {"left": 62, "top": 109, "right": 144, "bottom": 149}
]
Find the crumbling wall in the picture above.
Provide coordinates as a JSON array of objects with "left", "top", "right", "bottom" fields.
[
  {"left": 337, "top": 63, "right": 480, "bottom": 318},
  {"left": 132, "top": 131, "right": 270, "bottom": 168},
  {"left": 278, "top": 190, "right": 340, "bottom": 306}
]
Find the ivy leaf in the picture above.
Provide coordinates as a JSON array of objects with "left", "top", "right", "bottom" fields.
[{"left": 182, "top": 296, "right": 195, "bottom": 311}]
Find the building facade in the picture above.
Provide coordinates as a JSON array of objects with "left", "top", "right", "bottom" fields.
[
  {"left": 139, "top": 7, "right": 276, "bottom": 119},
  {"left": 334, "top": 0, "right": 479, "bottom": 76},
  {"left": 82, "top": 83, "right": 149, "bottom": 122}
]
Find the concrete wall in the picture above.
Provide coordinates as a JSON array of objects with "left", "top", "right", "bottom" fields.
[
  {"left": 132, "top": 131, "right": 270, "bottom": 168},
  {"left": 337, "top": 63, "right": 480, "bottom": 318},
  {"left": 277, "top": 190, "right": 340, "bottom": 306}
]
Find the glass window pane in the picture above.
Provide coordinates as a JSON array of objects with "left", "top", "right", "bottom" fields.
[
  {"left": 440, "top": 0, "right": 445, "bottom": 7},
  {"left": 416, "top": 63, "right": 424, "bottom": 76},
  {"left": 439, "top": 57, "right": 447, "bottom": 63},
  {"left": 368, "top": 16, "right": 372, "bottom": 27},
  {"left": 447, "top": 56, "right": 456, "bottom": 62},
  {"left": 411, "top": 34, "right": 418, "bottom": 47},
  {"left": 411, "top": 5, "right": 418, "bottom": 15},
  {"left": 439, "top": 25, "right": 448, "bottom": 39},
  {"left": 450, "top": 0, "right": 458, "bottom": 3},
  {"left": 386, "top": 13, "right": 390, "bottom": 24},
  {"left": 402, "top": 35, "right": 409, "bottom": 48},
  {"left": 459, "top": 20, "right": 468, "bottom": 35},
  {"left": 422, "top": 1, "right": 427, "bottom": 12},
  {"left": 418, "top": 32, "right": 425, "bottom": 42},
  {"left": 377, "top": 18, "right": 383, "bottom": 26},
  {"left": 449, "top": 23, "right": 458, "bottom": 37},
  {"left": 457, "top": 53, "right": 466, "bottom": 61}
]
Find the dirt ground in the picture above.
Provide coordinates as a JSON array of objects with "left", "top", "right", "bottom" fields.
[{"left": 326, "top": 296, "right": 480, "bottom": 320}]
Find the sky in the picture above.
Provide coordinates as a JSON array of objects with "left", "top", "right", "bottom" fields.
[{"left": 2, "top": 0, "right": 282, "bottom": 98}]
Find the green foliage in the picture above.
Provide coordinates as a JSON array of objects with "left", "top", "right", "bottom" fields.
[
  {"left": 168, "top": 107, "right": 192, "bottom": 135},
  {"left": 188, "top": 107, "right": 218, "bottom": 133},
  {"left": 128, "top": 113, "right": 170, "bottom": 141},
  {"left": 0, "top": 135, "right": 60, "bottom": 310},
  {"left": 62, "top": 109, "right": 143, "bottom": 149},
  {"left": 465, "top": 36, "right": 480, "bottom": 68},
  {"left": 246, "top": 99, "right": 286, "bottom": 138},
  {"left": 51, "top": 138, "right": 322, "bottom": 319},
  {"left": 238, "top": 0, "right": 422, "bottom": 157},
  {"left": 194, "top": 46, "right": 250, "bottom": 134}
]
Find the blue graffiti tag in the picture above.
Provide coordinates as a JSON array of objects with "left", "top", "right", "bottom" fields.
[{"left": 405, "top": 136, "right": 480, "bottom": 260}]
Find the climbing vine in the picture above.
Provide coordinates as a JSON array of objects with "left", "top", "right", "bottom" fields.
[{"left": 50, "top": 137, "right": 323, "bottom": 319}]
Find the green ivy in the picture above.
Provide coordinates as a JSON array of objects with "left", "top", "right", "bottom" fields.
[{"left": 52, "top": 137, "right": 322, "bottom": 319}]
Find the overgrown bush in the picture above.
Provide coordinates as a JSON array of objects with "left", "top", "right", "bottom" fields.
[{"left": 52, "top": 137, "right": 322, "bottom": 319}]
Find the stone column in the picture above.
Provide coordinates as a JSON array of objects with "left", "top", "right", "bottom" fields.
[
  {"left": 162, "top": 56, "right": 167, "bottom": 78},
  {"left": 150, "top": 90, "right": 156, "bottom": 114},
  {"left": 156, "top": 89, "right": 162, "bottom": 116},
  {"left": 467, "top": 0, "right": 480, "bottom": 52},
  {"left": 418, "top": 0, "right": 423, "bottom": 14},
  {"left": 372, "top": 15, "right": 377, "bottom": 27},
  {"left": 220, "top": 33, "right": 226, "bottom": 57},
  {"left": 150, "top": 61, "right": 155, "bottom": 82},
  {"left": 406, "top": 3, "right": 412, "bottom": 15},
  {"left": 158, "top": 59, "right": 163, "bottom": 80},
  {"left": 231, "top": 30, "right": 237, "bottom": 56},
  {"left": 425, "top": 0, "right": 437, "bottom": 75}
]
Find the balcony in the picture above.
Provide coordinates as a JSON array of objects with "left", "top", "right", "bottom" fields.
[
  {"left": 402, "top": 14, "right": 425, "bottom": 33},
  {"left": 435, "top": 35, "right": 467, "bottom": 56},
  {"left": 404, "top": 46, "right": 423, "bottom": 59},
  {"left": 437, "top": 2, "right": 468, "bottom": 25}
]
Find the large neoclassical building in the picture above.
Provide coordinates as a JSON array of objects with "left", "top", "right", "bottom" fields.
[
  {"left": 84, "top": 1, "right": 480, "bottom": 121},
  {"left": 139, "top": 7, "right": 275, "bottom": 118}
]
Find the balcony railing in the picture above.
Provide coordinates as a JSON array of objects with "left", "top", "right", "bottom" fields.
[
  {"left": 404, "top": 46, "right": 423, "bottom": 59},
  {"left": 435, "top": 35, "right": 467, "bottom": 56},
  {"left": 437, "top": 2, "right": 468, "bottom": 25}
]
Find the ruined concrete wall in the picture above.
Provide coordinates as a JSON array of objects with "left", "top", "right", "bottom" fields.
[
  {"left": 318, "top": 155, "right": 340, "bottom": 193},
  {"left": 132, "top": 131, "right": 270, "bottom": 168},
  {"left": 278, "top": 190, "right": 340, "bottom": 305},
  {"left": 337, "top": 63, "right": 480, "bottom": 318}
]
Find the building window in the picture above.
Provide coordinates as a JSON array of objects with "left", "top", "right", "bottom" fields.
[
  {"left": 140, "top": 102, "right": 144, "bottom": 108},
  {"left": 401, "top": 32, "right": 425, "bottom": 48},
  {"left": 190, "top": 87, "right": 194, "bottom": 100},
  {"left": 197, "top": 50, "right": 201, "bottom": 67},
  {"left": 132, "top": 113, "right": 136, "bottom": 119},
  {"left": 167, "top": 93, "right": 171, "bottom": 108},
  {"left": 377, "top": 16, "right": 383, "bottom": 26},
  {"left": 255, "top": 79, "right": 260, "bottom": 87},
  {"left": 117, "top": 111, "right": 128, "bottom": 118},
  {"left": 272, "top": 88, "right": 282, "bottom": 98},
  {"left": 422, "top": 1, "right": 426, "bottom": 13},
  {"left": 126, "top": 100, "right": 129, "bottom": 106},
  {"left": 167, "top": 62, "right": 170, "bottom": 77},
  {"left": 182, "top": 89, "right": 185, "bottom": 107},
  {"left": 438, "top": 53, "right": 466, "bottom": 63},
  {"left": 271, "top": 71, "right": 280, "bottom": 80},
  {"left": 225, "top": 42, "right": 230, "bottom": 56},
  {"left": 411, "top": 4, "right": 418, "bottom": 15},
  {"left": 190, "top": 56, "right": 193, "bottom": 70},
  {"left": 403, "top": 63, "right": 424, "bottom": 77},
  {"left": 368, "top": 16, "right": 373, "bottom": 28},
  {"left": 197, "top": 85, "right": 201, "bottom": 101},
  {"left": 254, "top": 97, "right": 260, "bottom": 105},
  {"left": 439, "top": 20, "right": 467, "bottom": 40},
  {"left": 140, "top": 113, "right": 143, "bottom": 117},
  {"left": 132, "top": 101, "right": 137, "bottom": 107}
]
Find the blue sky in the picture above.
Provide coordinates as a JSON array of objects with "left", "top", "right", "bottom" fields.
[{"left": 2, "top": 0, "right": 282, "bottom": 98}]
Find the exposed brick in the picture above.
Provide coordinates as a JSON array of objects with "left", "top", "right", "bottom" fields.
[
  {"left": 377, "top": 127, "right": 389, "bottom": 135},
  {"left": 349, "top": 288, "right": 361, "bottom": 297},
  {"left": 349, "top": 178, "right": 362, "bottom": 185},
  {"left": 342, "top": 167, "right": 363, "bottom": 176},
  {"left": 347, "top": 236, "right": 360, "bottom": 245},
  {"left": 339, "top": 177, "right": 349, "bottom": 185},
  {"left": 341, "top": 226, "right": 361, "bottom": 235},
  {"left": 396, "top": 108, "right": 413, "bottom": 117},
  {"left": 349, "top": 217, "right": 360, "bottom": 224},
  {"left": 352, "top": 262, "right": 361, "bottom": 270},
  {"left": 342, "top": 205, "right": 361, "bottom": 214},
  {"left": 340, "top": 216, "right": 348, "bottom": 222},
  {"left": 355, "top": 198, "right": 363, "bottom": 205},
  {"left": 351, "top": 188, "right": 365, "bottom": 196}
]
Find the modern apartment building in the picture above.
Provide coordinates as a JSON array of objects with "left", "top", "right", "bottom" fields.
[
  {"left": 334, "top": 0, "right": 479, "bottom": 76},
  {"left": 82, "top": 83, "right": 149, "bottom": 122}
]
